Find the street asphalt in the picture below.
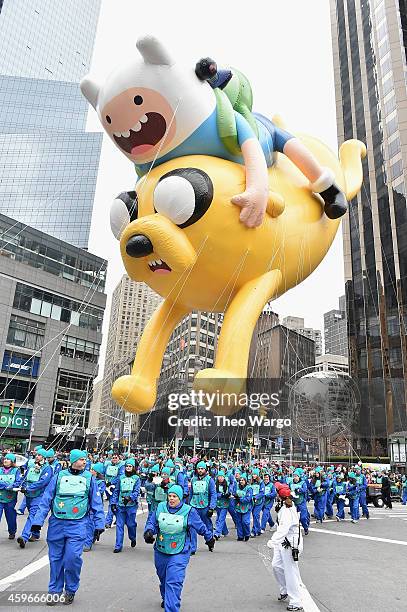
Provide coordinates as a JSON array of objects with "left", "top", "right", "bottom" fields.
[{"left": 1, "top": 499, "right": 406, "bottom": 612}]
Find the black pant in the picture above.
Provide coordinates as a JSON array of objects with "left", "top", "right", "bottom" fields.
[{"left": 382, "top": 490, "right": 392, "bottom": 508}]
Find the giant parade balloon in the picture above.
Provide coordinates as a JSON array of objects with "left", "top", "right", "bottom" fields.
[{"left": 81, "top": 35, "right": 366, "bottom": 416}]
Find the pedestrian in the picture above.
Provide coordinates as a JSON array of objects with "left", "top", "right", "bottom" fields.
[
  {"left": 290, "top": 469, "right": 310, "bottom": 535},
  {"left": 30, "top": 449, "right": 105, "bottom": 606},
  {"left": 0, "top": 452, "right": 22, "bottom": 540},
  {"left": 268, "top": 484, "right": 304, "bottom": 612},
  {"left": 346, "top": 472, "right": 360, "bottom": 523},
  {"left": 214, "top": 470, "right": 231, "bottom": 539},
  {"left": 333, "top": 473, "right": 347, "bottom": 521},
  {"left": 143, "top": 484, "right": 215, "bottom": 612},
  {"left": 234, "top": 473, "right": 253, "bottom": 541},
  {"left": 83, "top": 462, "right": 106, "bottom": 552},
  {"left": 401, "top": 475, "right": 407, "bottom": 506},
  {"left": 189, "top": 461, "right": 216, "bottom": 554},
  {"left": 104, "top": 452, "right": 123, "bottom": 528},
  {"left": 381, "top": 471, "right": 393, "bottom": 509},
  {"left": 261, "top": 472, "right": 276, "bottom": 533},
  {"left": 110, "top": 457, "right": 140, "bottom": 553},
  {"left": 355, "top": 467, "right": 369, "bottom": 519},
  {"left": 17, "top": 447, "right": 53, "bottom": 547},
  {"left": 250, "top": 468, "right": 265, "bottom": 537}
]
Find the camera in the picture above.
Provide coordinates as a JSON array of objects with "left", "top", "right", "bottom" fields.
[{"left": 291, "top": 547, "right": 299, "bottom": 562}]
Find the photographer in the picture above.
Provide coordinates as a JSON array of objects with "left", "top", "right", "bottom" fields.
[{"left": 267, "top": 483, "right": 303, "bottom": 612}]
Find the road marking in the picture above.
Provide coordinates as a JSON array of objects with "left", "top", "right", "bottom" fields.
[
  {"left": 0, "top": 556, "right": 49, "bottom": 592},
  {"left": 309, "top": 527, "right": 407, "bottom": 546},
  {"left": 300, "top": 583, "right": 321, "bottom": 612},
  {"left": 0, "top": 506, "right": 147, "bottom": 591}
]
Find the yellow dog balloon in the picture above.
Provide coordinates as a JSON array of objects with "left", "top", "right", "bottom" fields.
[{"left": 111, "top": 134, "right": 366, "bottom": 415}]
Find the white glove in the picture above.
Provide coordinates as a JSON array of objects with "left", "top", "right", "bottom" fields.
[
  {"left": 266, "top": 539, "right": 275, "bottom": 549},
  {"left": 12, "top": 487, "right": 21, "bottom": 492},
  {"left": 338, "top": 495, "right": 346, "bottom": 500},
  {"left": 291, "top": 492, "right": 298, "bottom": 498}
]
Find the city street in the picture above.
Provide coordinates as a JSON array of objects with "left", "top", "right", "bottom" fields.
[{"left": 1, "top": 501, "right": 406, "bottom": 612}]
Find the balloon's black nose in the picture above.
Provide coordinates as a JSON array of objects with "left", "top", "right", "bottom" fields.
[{"left": 126, "top": 235, "right": 154, "bottom": 258}]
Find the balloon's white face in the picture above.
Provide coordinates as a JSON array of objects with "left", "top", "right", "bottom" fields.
[{"left": 81, "top": 36, "right": 216, "bottom": 165}]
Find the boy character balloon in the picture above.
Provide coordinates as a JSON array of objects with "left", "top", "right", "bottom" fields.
[{"left": 80, "top": 35, "right": 347, "bottom": 227}]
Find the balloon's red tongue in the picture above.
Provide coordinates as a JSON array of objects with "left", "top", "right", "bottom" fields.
[
  {"left": 154, "top": 269, "right": 171, "bottom": 275},
  {"left": 131, "top": 144, "right": 154, "bottom": 155}
]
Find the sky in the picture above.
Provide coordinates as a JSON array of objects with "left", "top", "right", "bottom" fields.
[{"left": 86, "top": 0, "right": 344, "bottom": 376}]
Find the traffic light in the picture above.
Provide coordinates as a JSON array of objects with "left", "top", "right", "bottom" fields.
[
  {"left": 9, "top": 400, "right": 15, "bottom": 415},
  {"left": 247, "top": 427, "right": 253, "bottom": 445}
]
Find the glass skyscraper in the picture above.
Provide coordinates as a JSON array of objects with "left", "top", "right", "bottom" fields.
[
  {"left": 330, "top": 0, "right": 407, "bottom": 455},
  {"left": 0, "top": 0, "right": 100, "bottom": 82},
  {"left": 0, "top": 0, "right": 102, "bottom": 249}
]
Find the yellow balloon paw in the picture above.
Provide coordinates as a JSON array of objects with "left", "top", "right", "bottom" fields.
[
  {"left": 111, "top": 375, "right": 157, "bottom": 414},
  {"left": 193, "top": 369, "right": 246, "bottom": 416}
]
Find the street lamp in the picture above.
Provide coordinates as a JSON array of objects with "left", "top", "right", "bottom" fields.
[{"left": 27, "top": 404, "right": 44, "bottom": 451}]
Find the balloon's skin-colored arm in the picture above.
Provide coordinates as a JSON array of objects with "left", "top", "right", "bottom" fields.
[
  {"left": 231, "top": 138, "right": 269, "bottom": 228},
  {"left": 111, "top": 299, "right": 189, "bottom": 413},
  {"left": 194, "top": 269, "right": 282, "bottom": 414}
]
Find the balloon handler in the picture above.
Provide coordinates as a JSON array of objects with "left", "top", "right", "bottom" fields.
[
  {"left": 144, "top": 484, "right": 215, "bottom": 612},
  {"left": 0, "top": 452, "right": 22, "bottom": 540},
  {"left": 110, "top": 457, "right": 141, "bottom": 553},
  {"left": 30, "top": 450, "right": 105, "bottom": 606}
]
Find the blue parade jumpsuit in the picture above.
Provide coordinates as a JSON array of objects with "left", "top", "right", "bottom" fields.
[
  {"left": 20, "top": 463, "right": 53, "bottom": 542},
  {"left": 347, "top": 482, "right": 360, "bottom": 521},
  {"left": 251, "top": 480, "right": 265, "bottom": 536},
  {"left": 234, "top": 485, "right": 253, "bottom": 539},
  {"left": 0, "top": 466, "right": 22, "bottom": 536},
  {"left": 325, "top": 475, "right": 335, "bottom": 517},
  {"left": 261, "top": 482, "right": 277, "bottom": 530},
  {"left": 104, "top": 460, "right": 123, "bottom": 525},
  {"left": 291, "top": 480, "right": 310, "bottom": 531},
  {"left": 333, "top": 481, "right": 347, "bottom": 520},
  {"left": 18, "top": 458, "right": 35, "bottom": 513},
  {"left": 111, "top": 472, "right": 141, "bottom": 550},
  {"left": 402, "top": 478, "right": 407, "bottom": 505},
  {"left": 226, "top": 471, "right": 238, "bottom": 526},
  {"left": 214, "top": 479, "right": 233, "bottom": 537},
  {"left": 189, "top": 475, "right": 216, "bottom": 553},
  {"left": 309, "top": 479, "right": 329, "bottom": 522},
  {"left": 357, "top": 474, "right": 369, "bottom": 518},
  {"left": 84, "top": 478, "right": 106, "bottom": 549},
  {"left": 32, "top": 469, "right": 105, "bottom": 595},
  {"left": 144, "top": 501, "right": 213, "bottom": 612}
]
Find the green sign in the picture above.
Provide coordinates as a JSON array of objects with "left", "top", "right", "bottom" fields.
[{"left": 0, "top": 405, "right": 32, "bottom": 431}]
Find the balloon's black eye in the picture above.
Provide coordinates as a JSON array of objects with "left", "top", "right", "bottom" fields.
[
  {"left": 134, "top": 95, "right": 143, "bottom": 105},
  {"left": 106, "top": 115, "right": 111, "bottom": 124}
]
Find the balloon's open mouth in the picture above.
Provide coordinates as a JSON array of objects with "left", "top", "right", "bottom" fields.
[
  {"left": 148, "top": 258, "right": 172, "bottom": 274},
  {"left": 113, "top": 112, "right": 167, "bottom": 156}
]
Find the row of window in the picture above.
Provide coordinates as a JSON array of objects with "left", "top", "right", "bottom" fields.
[
  {"left": 0, "top": 229, "right": 106, "bottom": 292},
  {"left": 7, "top": 314, "right": 45, "bottom": 351},
  {"left": 13, "top": 283, "right": 104, "bottom": 332},
  {"left": 60, "top": 335, "right": 100, "bottom": 364}
]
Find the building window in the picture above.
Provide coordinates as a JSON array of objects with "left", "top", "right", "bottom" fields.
[
  {"left": 390, "top": 159, "right": 403, "bottom": 180},
  {"left": 52, "top": 370, "right": 92, "bottom": 428},
  {"left": 13, "top": 283, "right": 103, "bottom": 332},
  {"left": 388, "top": 136, "right": 400, "bottom": 159},
  {"left": 6, "top": 315, "right": 45, "bottom": 351},
  {"left": 60, "top": 336, "right": 100, "bottom": 363},
  {"left": 0, "top": 375, "right": 36, "bottom": 402}
]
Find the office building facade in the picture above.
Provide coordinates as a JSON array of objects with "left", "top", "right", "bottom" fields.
[
  {"left": 324, "top": 295, "right": 349, "bottom": 356},
  {"left": 282, "top": 316, "right": 323, "bottom": 357},
  {"left": 0, "top": 214, "right": 107, "bottom": 449},
  {"left": 330, "top": 0, "right": 407, "bottom": 453},
  {"left": 100, "top": 276, "right": 163, "bottom": 441}
]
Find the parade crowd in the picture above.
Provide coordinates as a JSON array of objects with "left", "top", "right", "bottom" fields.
[{"left": 1, "top": 446, "right": 407, "bottom": 611}]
